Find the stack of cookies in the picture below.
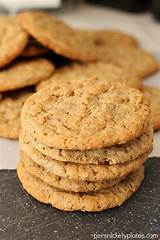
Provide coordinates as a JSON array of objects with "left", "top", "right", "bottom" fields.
[{"left": 18, "top": 81, "right": 153, "bottom": 212}]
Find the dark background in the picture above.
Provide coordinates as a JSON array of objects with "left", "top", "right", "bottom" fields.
[
  {"left": 86, "top": 0, "right": 160, "bottom": 20},
  {"left": 0, "top": 158, "right": 159, "bottom": 240}
]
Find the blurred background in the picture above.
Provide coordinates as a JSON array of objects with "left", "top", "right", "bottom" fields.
[
  {"left": 0, "top": 1, "right": 159, "bottom": 56},
  {"left": 0, "top": 1, "right": 159, "bottom": 63},
  {"left": 0, "top": 0, "right": 160, "bottom": 17},
  {"left": 0, "top": 0, "right": 160, "bottom": 18},
  {"left": 0, "top": 1, "right": 159, "bottom": 60}
]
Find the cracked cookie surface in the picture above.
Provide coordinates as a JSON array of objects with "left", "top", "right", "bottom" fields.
[{"left": 21, "top": 82, "right": 150, "bottom": 150}]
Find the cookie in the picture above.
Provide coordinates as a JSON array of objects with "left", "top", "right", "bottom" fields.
[
  {"left": 95, "top": 44, "right": 159, "bottom": 79},
  {"left": 21, "top": 82, "right": 150, "bottom": 150},
  {"left": 17, "top": 12, "right": 158, "bottom": 77},
  {"left": 21, "top": 122, "right": 152, "bottom": 165},
  {"left": 143, "top": 86, "right": 160, "bottom": 130},
  {"left": 77, "top": 29, "right": 158, "bottom": 79},
  {"left": 17, "top": 11, "right": 97, "bottom": 62},
  {"left": 20, "top": 137, "right": 148, "bottom": 181},
  {"left": 17, "top": 161, "right": 144, "bottom": 212},
  {"left": 0, "top": 16, "right": 28, "bottom": 68},
  {"left": 37, "top": 62, "right": 142, "bottom": 91},
  {"left": 0, "top": 58, "right": 54, "bottom": 92},
  {"left": 21, "top": 153, "right": 125, "bottom": 193},
  {"left": 0, "top": 89, "right": 33, "bottom": 139},
  {"left": 21, "top": 38, "right": 49, "bottom": 57},
  {"left": 80, "top": 29, "right": 138, "bottom": 47}
]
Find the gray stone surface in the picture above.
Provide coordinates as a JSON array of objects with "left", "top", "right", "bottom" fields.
[{"left": 0, "top": 158, "right": 160, "bottom": 240}]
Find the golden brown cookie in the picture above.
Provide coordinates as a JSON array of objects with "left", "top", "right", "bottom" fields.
[
  {"left": 21, "top": 82, "right": 150, "bottom": 150},
  {"left": 0, "top": 58, "right": 54, "bottom": 92},
  {"left": 16, "top": 11, "right": 158, "bottom": 77},
  {"left": 75, "top": 29, "right": 158, "bottom": 79},
  {"left": 36, "top": 62, "right": 142, "bottom": 91},
  {"left": 0, "top": 89, "right": 33, "bottom": 139},
  {"left": 21, "top": 38, "right": 49, "bottom": 57},
  {"left": 80, "top": 29, "right": 138, "bottom": 47},
  {"left": 17, "top": 161, "right": 144, "bottom": 212},
  {"left": 95, "top": 44, "right": 159, "bottom": 79},
  {"left": 22, "top": 153, "right": 126, "bottom": 193},
  {"left": 143, "top": 86, "right": 160, "bottom": 130},
  {"left": 20, "top": 136, "right": 148, "bottom": 181},
  {"left": 17, "top": 11, "right": 97, "bottom": 62},
  {"left": 0, "top": 16, "right": 28, "bottom": 68}
]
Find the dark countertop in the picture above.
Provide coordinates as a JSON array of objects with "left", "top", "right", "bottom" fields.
[{"left": 0, "top": 158, "right": 160, "bottom": 240}]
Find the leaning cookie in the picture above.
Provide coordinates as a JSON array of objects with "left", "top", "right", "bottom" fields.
[
  {"left": 17, "top": 11, "right": 98, "bottom": 62},
  {"left": 17, "top": 161, "right": 144, "bottom": 212},
  {"left": 143, "top": 86, "right": 160, "bottom": 131},
  {"left": 0, "top": 89, "right": 33, "bottom": 139},
  {"left": 0, "top": 58, "right": 54, "bottom": 92},
  {"left": 0, "top": 16, "right": 28, "bottom": 68}
]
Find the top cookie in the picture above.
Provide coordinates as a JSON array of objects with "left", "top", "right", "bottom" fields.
[
  {"left": 37, "top": 62, "right": 142, "bottom": 91},
  {"left": 0, "top": 16, "right": 28, "bottom": 68},
  {"left": 17, "top": 11, "right": 97, "bottom": 62},
  {"left": 21, "top": 81, "right": 150, "bottom": 150},
  {"left": 0, "top": 58, "right": 55, "bottom": 92}
]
